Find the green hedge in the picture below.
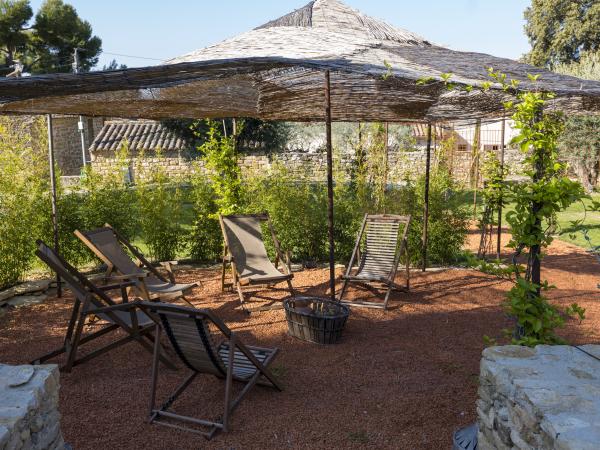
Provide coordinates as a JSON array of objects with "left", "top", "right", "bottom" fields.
[{"left": 0, "top": 128, "right": 469, "bottom": 287}]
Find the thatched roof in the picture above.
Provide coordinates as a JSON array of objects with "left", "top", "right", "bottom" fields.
[
  {"left": 1, "top": 0, "right": 599, "bottom": 122},
  {"left": 89, "top": 120, "right": 187, "bottom": 153}
]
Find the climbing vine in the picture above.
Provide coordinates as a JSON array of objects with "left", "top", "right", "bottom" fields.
[
  {"left": 418, "top": 69, "right": 589, "bottom": 345},
  {"left": 196, "top": 120, "right": 244, "bottom": 215}
]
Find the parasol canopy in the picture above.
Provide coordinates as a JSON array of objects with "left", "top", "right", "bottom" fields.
[{"left": 0, "top": 0, "right": 599, "bottom": 122}]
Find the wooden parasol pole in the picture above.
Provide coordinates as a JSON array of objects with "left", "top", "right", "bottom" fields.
[
  {"left": 47, "top": 114, "right": 61, "bottom": 297},
  {"left": 324, "top": 70, "right": 336, "bottom": 299},
  {"left": 422, "top": 122, "right": 432, "bottom": 272},
  {"left": 496, "top": 117, "right": 506, "bottom": 260}
]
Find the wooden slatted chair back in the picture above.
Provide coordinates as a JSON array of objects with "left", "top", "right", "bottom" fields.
[
  {"left": 36, "top": 240, "right": 117, "bottom": 307},
  {"left": 141, "top": 303, "right": 226, "bottom": 376},
  {"left": 77, "top": 227, "right": 165, "bottom": 285},
  {"left": 358, "top": 215, "right": 410, "bottom": 279},
  {"left": 220, "top": 214, "right": 272, "bottom": 278}
]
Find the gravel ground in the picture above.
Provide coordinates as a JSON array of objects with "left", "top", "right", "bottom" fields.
[{"left": 1, "top": 233, "right": 599, "bottom": 449}]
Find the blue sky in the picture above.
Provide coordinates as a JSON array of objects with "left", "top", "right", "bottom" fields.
[{"left": 29, "top": 0, "right": 533, "bottom": 69}]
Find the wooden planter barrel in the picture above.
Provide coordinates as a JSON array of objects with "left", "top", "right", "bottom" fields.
[{"left": 283, "top": 296, "right": 350, "bottom": 344}]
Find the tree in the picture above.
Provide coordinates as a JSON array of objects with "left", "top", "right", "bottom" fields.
[
  {"left": 102, "top": 59, "right": 127, "bottom": 71},
  {"left": 0, "top": 0, "right": 101, "bottom": 74},
  {"left": 554, "top": 52, "right": 600, "bottom": 191},
  {"left": 162, "top": 118, "right": 290, "bottom": 151},
  {"left": 0, "top": 0, "right": 32, "bottom": 72},
  {"left": 524, "top": 0, "right": 600, "bottom": 67},
  {"left": 29, "top": 0, "right": 101, "bottom": 73}
]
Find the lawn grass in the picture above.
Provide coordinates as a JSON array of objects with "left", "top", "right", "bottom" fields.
[{"left": 463, "top": 190, "right": 600, "bottom": 250}]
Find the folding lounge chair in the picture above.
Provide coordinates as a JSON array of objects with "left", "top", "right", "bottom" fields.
[
  {"left": 32, "top": 240, "right": 173, "bottom": 372},
  {"left": 102, "top": 301, "right": 282, "bottom": 439},
  {"left": 219, "top": 214, "right": 294, "bottom": 313},
  {"left": 339, "top": 214, "right": 411, "bottom": 310},
  {"left": 75, "top": 224, "right": 198, "bottom": 306}
]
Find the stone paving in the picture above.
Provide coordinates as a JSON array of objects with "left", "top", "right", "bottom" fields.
[
  {"left": 478, "top": 345, "right": 600, "bottom": 450},
  {"left": 0, "top": 364, "right": 64, "bottom": 450}
]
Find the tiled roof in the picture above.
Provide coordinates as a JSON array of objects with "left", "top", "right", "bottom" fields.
[
  {"left": 89, "top": 120, "right": 187, "bottom": 152},
  {"left": 410, "top": 123, "right": 445, "bottom": 139}
]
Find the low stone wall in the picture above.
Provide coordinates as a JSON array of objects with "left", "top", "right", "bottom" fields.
[
  {"left": 477, "top": 345, "right": 600, "bottom": 450},
  {"left": 90, "top": 146, "right": 526, "bottom": 185},
  {"left": 0, "top": 364, "right": 64, "bottom": 450}
]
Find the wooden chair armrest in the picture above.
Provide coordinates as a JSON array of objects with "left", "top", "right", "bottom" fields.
[
  {"left": 159, "top": 261, "right": 177, "bottom": 283},
  {"left": 96, "top": 280, "right": 138, "bottom": 292},
  {"left": 101, "top": 272, "right": 149, "bottom": 282},
  {"left": 90, "top": 302, "right": 139, "bottom": 315}
]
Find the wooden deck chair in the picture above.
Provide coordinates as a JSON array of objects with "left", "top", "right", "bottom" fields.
[
  {"left": 32, "top": 241, "right": 174, "bottom": 372},
  {"left": 75, "top": 224, "right": 198, "bottom": 306},
  {"left": 339, "top": 214, "right": 411, "bottom": 310},
  {"left": 101, "top": 301, "right": 282, "bottom": 439},
  {"left": 219, "top": 214, "right": 294, "bottom": 313}
]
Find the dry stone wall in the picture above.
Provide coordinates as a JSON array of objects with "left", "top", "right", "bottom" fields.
[
  {"left": 90, "top": 146, "right": 526, "bottom": 185},
  {"left": 0, "top": 364, "right": 64, "bottom": 450},
  {"left": 477, "top": 345, "right": 600, "bottom": 450}
]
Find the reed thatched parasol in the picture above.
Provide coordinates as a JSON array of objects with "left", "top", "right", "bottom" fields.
[{"left": 2, "top": 0, "right": 600, "bottom": 299}]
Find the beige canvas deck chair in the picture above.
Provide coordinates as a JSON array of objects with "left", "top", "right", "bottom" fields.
[
  {"left": 339, "top": 214, "right": 411, "bottom": 310},
  {"left": 33, "top": 241, "right": 173, "bottom": 372},
  {"left": 219, "top": 214, "right": 294, "bottom": 313},
  {"left": 75, "top": 224, "right": 198, "bottom": 306},
  {"left": 99, "top": 301, "right": 282, "bottom": 439}
]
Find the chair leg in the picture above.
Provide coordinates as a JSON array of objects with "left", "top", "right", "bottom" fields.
[
  {"left": 383, "top": 284, "right": 394, "bottom": 310},
  {"left": 286, "top": 279, "right": 294, "bottom": 297},
  {"left": 339, "top": 279, "right": 349, "bottom": 301},
  {"left": 236, "top": 283, "right": 249, "bottom": 314},
  {"left": 180, "top": 295, "right": 195, "bottom": 308},
  {"left": 64, "top": 311, "right": 87, "bottom": 373},
  {"left": 149, "top": 324, "right": 161, "bottom": 421},
  {"left": 405, "top": 258, "right": 410, "bottom": 291},
  {"left": 222, "top": 339, "right": 235, "bottom": 432}
]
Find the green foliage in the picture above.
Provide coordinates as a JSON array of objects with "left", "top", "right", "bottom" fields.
[
  {"left": 0, "top": 0, "right": 32, "bottom": 72},
  {"left": 197, "top": 120, "right": 244, "bottom": 215},
  {"left": 480, "top": 150, "right": 507, "bottom": 217},
  {"left": 242, "top": 162, "right": 468, "bottom": 267},
  {"left": 0, "top": 116, "right": 48, "bottom": 288},
  {"left": 468, "top": 70, "right": 589, "bottom": 346},
  {"left": 79, "top": 144, "right": 136, "bottom": 236},
  {"left": 162, "top": 118, "right": 290, "bottom": 153},
  {"left": 187, "top": 171, "right": 222, "bottom": 262},
  {"left": 0, "top": 0, "right": 101, "bottom": 73},
  {"left": 135, "top": 149, "right": 184, "bottom": 262},
  {"left": 406, "top": 169, "right": 469, "bottom": 266},
  {"left": 554, "top": 53, "right": 600, "bottom": 192},
  {"left": 524, "top": 0, "right": 600, "bottom": 67},
  {"left": 246, "top": 165, "right": 328, "bottom": 263}
]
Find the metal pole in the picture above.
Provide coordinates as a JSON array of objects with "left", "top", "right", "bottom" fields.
[
  {"left": 73, "top": 48, "right": 88, "bottom": 167},
  {"left": 47, "top": 114, "right": 61, "bottom": 297},
  {"left": 324, "top": 70, "right": 336, "bottom": 299},
  {"left": 496, "top": 117, "right": 506, "bottom": 260},
  {"left": 422, "top": 122, "right": 432, "bottom": 272},
  {"left": 383, "top": 122, "right": 389, "bottom": 188}
]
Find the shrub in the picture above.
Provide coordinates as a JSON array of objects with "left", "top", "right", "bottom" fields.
[
  {"left": 0, "top": 116, "right": 48, "bottom": 288},
  {"left": 187, "top": 170, "right": 222, "bottom": 262},
  {"left": 135, "top": 149, "right": 184, "bottom": 262},
  {"left": 245, "top": 165, "right": 329, "bottom": 264},
  {"left": 405, "top": 169, "right": 469, "bottom": 266},
  {"left": 51, "top": 143, "right": 138, "bottom": 267}
]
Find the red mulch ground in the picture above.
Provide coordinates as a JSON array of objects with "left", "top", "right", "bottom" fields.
[{"left": 1, "top": 231, "right": 600, "bottom": 449}]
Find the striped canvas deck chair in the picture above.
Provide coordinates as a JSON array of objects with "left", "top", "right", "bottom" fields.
[
  {"left": 75, "top": 224, "right": 198, "bottom": 306},
  {"left": 33, "top": 241, "right": 173, "bottom": 372},
  {"left": 102, "top": 301, "right": 282, "bottom": 439},
  {"left": 339, "top": 214, "right": 411, "bottom": 310},
  {"left": 219, "top": 214, "right": 294, "bottom": 313}
]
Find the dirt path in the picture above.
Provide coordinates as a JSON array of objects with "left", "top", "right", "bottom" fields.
[{"left": 1, "top": 234, "right": 599, "bottom": 449}]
